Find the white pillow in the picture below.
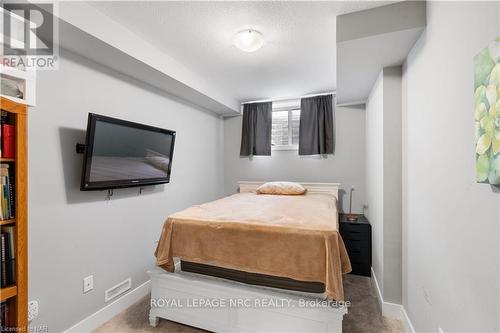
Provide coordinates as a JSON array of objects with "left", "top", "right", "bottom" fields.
[{"left": 256, "top": 181, "right": 306, "bottom": 195}]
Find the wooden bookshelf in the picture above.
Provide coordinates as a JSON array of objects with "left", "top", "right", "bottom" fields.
[
  {"left": 0, "top": 96, "right": 28, "bottom": 330},
  {"left": 0, "top": 219, "right": 15, "bottom": 226},
  {"left": 0, "top": 286, "right": 17, "bottom": 301}
]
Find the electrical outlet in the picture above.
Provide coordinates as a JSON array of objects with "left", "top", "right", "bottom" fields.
[
  {"left": 28, "top": 300, "right": 38, "bottom": 322},
  {"left": 83, "top": 275, "right": 94, "bottom": 293}
]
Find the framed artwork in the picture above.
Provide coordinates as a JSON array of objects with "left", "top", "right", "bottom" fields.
[{"left": 474, "top": 37, "right": 500, "bottom": 184}]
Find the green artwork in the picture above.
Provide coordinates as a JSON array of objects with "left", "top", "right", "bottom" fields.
[{"left": 474, "top": 37, "right": 500, "bottom": 184}]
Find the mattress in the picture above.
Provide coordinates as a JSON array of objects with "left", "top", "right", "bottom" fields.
[{"left": 155, "top": 192, "right": 351, "bottom": 300}]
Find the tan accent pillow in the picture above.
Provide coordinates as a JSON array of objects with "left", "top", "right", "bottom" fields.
[{"left": 256, "top": 181, "right": 307, "bottom": 195}]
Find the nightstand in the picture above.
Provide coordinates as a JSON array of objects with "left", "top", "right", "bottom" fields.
[{"left": 339, "top": 214, "right": 372, "bottom": 277}]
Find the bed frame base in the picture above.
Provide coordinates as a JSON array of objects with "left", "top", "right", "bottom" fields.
[
  {"left": 148, "top": 267, "right": 347, "bottom": 333},
  {"left": 149, "top": 315, "right": 159, "bottom": 327}
]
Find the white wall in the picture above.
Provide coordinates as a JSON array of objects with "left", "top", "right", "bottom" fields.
[
  {"left": 365, "top": 66, "right": 402, "bottom": 304},
  {"left": 403, "top": 1, "right": 499, "bottom": 331},
  {"left": 223, "top": 105, "right": 366, "bottom": 213},
  {"left": 28, "top": 49, "right": 225, "bottom": 332},
  {"left": 382, "top": 66, "right": 402, "bottom": 304},
  {"left": 365, "top": 72, "right": 384, "bottom": 292}
]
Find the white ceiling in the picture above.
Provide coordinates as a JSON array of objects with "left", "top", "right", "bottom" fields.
[{"left": 92, "top": 1, "right": 395, "bottom": 103}]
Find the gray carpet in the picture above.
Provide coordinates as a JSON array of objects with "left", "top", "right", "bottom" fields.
[
  {"left": 94, "top": 274, "right": 403, "bottom": 333},
  {"left": 342, "top": 275, "right": 403, "bottom": 333}
]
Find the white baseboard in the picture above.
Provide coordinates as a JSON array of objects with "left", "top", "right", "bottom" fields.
[
  {"left": 371, "top": 268, "right": 415, "bottom": 333},
  {"left": 63, "top": 279, "right": 151, "bottom": 333},
  {"left": 400, "top": 305, "right": 416, "bottom": 333}
]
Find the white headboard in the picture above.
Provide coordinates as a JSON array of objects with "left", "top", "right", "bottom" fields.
[{"left": 238, "top": 181, "right": 341, "bottom": 201}]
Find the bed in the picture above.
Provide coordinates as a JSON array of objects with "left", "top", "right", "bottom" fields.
[{"left": 149, "top": 181, "right": 351, "bottom": 333}]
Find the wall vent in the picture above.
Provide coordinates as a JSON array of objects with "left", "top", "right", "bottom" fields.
[{"left": 105, "top": 278, "right": 132, "bottom": 302}]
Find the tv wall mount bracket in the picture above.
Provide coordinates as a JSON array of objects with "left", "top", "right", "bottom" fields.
[{"left": 76, "top": 143, "right": 86, "bottom": 154}]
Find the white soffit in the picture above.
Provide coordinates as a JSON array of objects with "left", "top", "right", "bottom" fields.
[
  {"left": 336, "top": 1, "right": 426, "bottom": 105},
  {"left": 54, "top": 2, "right": 241, "bottom": 115}
]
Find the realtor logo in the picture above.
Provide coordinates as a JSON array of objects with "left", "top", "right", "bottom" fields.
[{"left": 1, "top": 2, "right": 59, "bottom": 69}]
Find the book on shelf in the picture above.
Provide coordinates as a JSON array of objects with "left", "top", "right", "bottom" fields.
[
  {"left": 0, "top": 164, "right": 14, "bottom": 221},
  {"left": 2, "top": 227, "right": 14, "bottom": 260},
  {"left": 0, "top": 124, "right": 14, "bottom": 160},
  {"left": 0, "top": 234, "right": 5, "bottom": 287},
  {"left": 0, "top": 111, "right": 5, "bottom": 159},
  {"left": 0, "top": 300, "right": 11, "bottom": 330},
  {"left": 0, "top": 110, "right": 15, "bottom": 159},
  {"left": 0, "top": 111, "right": 8, "bottom": 125},
  {"left": 0, "top": 227, "right": 15, "bottom": 288}
]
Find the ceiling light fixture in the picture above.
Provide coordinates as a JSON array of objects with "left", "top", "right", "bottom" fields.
[{"left": 232, "top": 29, "right": 264, "bottom": 52}]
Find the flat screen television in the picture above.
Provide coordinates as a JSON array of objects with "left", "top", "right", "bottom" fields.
[{"left": 80, "top": 113, "right": 176, "bottom": 191}]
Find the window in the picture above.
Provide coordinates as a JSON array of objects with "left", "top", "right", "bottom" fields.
[{"left": 271, "top": 108, "right": 300, "bottom": 150}]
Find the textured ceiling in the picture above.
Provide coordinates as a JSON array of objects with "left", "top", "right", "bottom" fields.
[{"left": 92, "top": 1, "right": 396, "bottom": 102}]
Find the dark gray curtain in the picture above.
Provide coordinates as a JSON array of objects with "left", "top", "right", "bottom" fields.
[
  {"left": 240, "top": 102, "right": 272, "bottom": 156},
  {"left": 298, "top": 94, "right": 334, "bottom": 155}
]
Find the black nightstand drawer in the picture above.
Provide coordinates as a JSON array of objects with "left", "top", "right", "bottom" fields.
[
  {"left": 346, "top": 250, "right": 368, "bottom": 264},
  {"left": 340, "top": 221, "right": 369, "bottom": 233},
  {"left": 343, "top": 238, "right": 370, "bottom": 252},
  {"left": 342, "top": 229, "right": 370, "bottom": 241},
  {"left": 350, "top": 262, "right": 371, "bottom": 276},
  {"left": 339, "top": 214, "right": 372, "bottom": 277}
]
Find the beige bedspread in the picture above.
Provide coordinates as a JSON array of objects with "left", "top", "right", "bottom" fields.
[{"left": 155, "top": 193, "right": 351, "bottom": 300}]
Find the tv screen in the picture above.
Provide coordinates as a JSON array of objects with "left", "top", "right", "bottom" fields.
[{"left": 80, "top": 113, "right": 176, "bottom": 191}]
